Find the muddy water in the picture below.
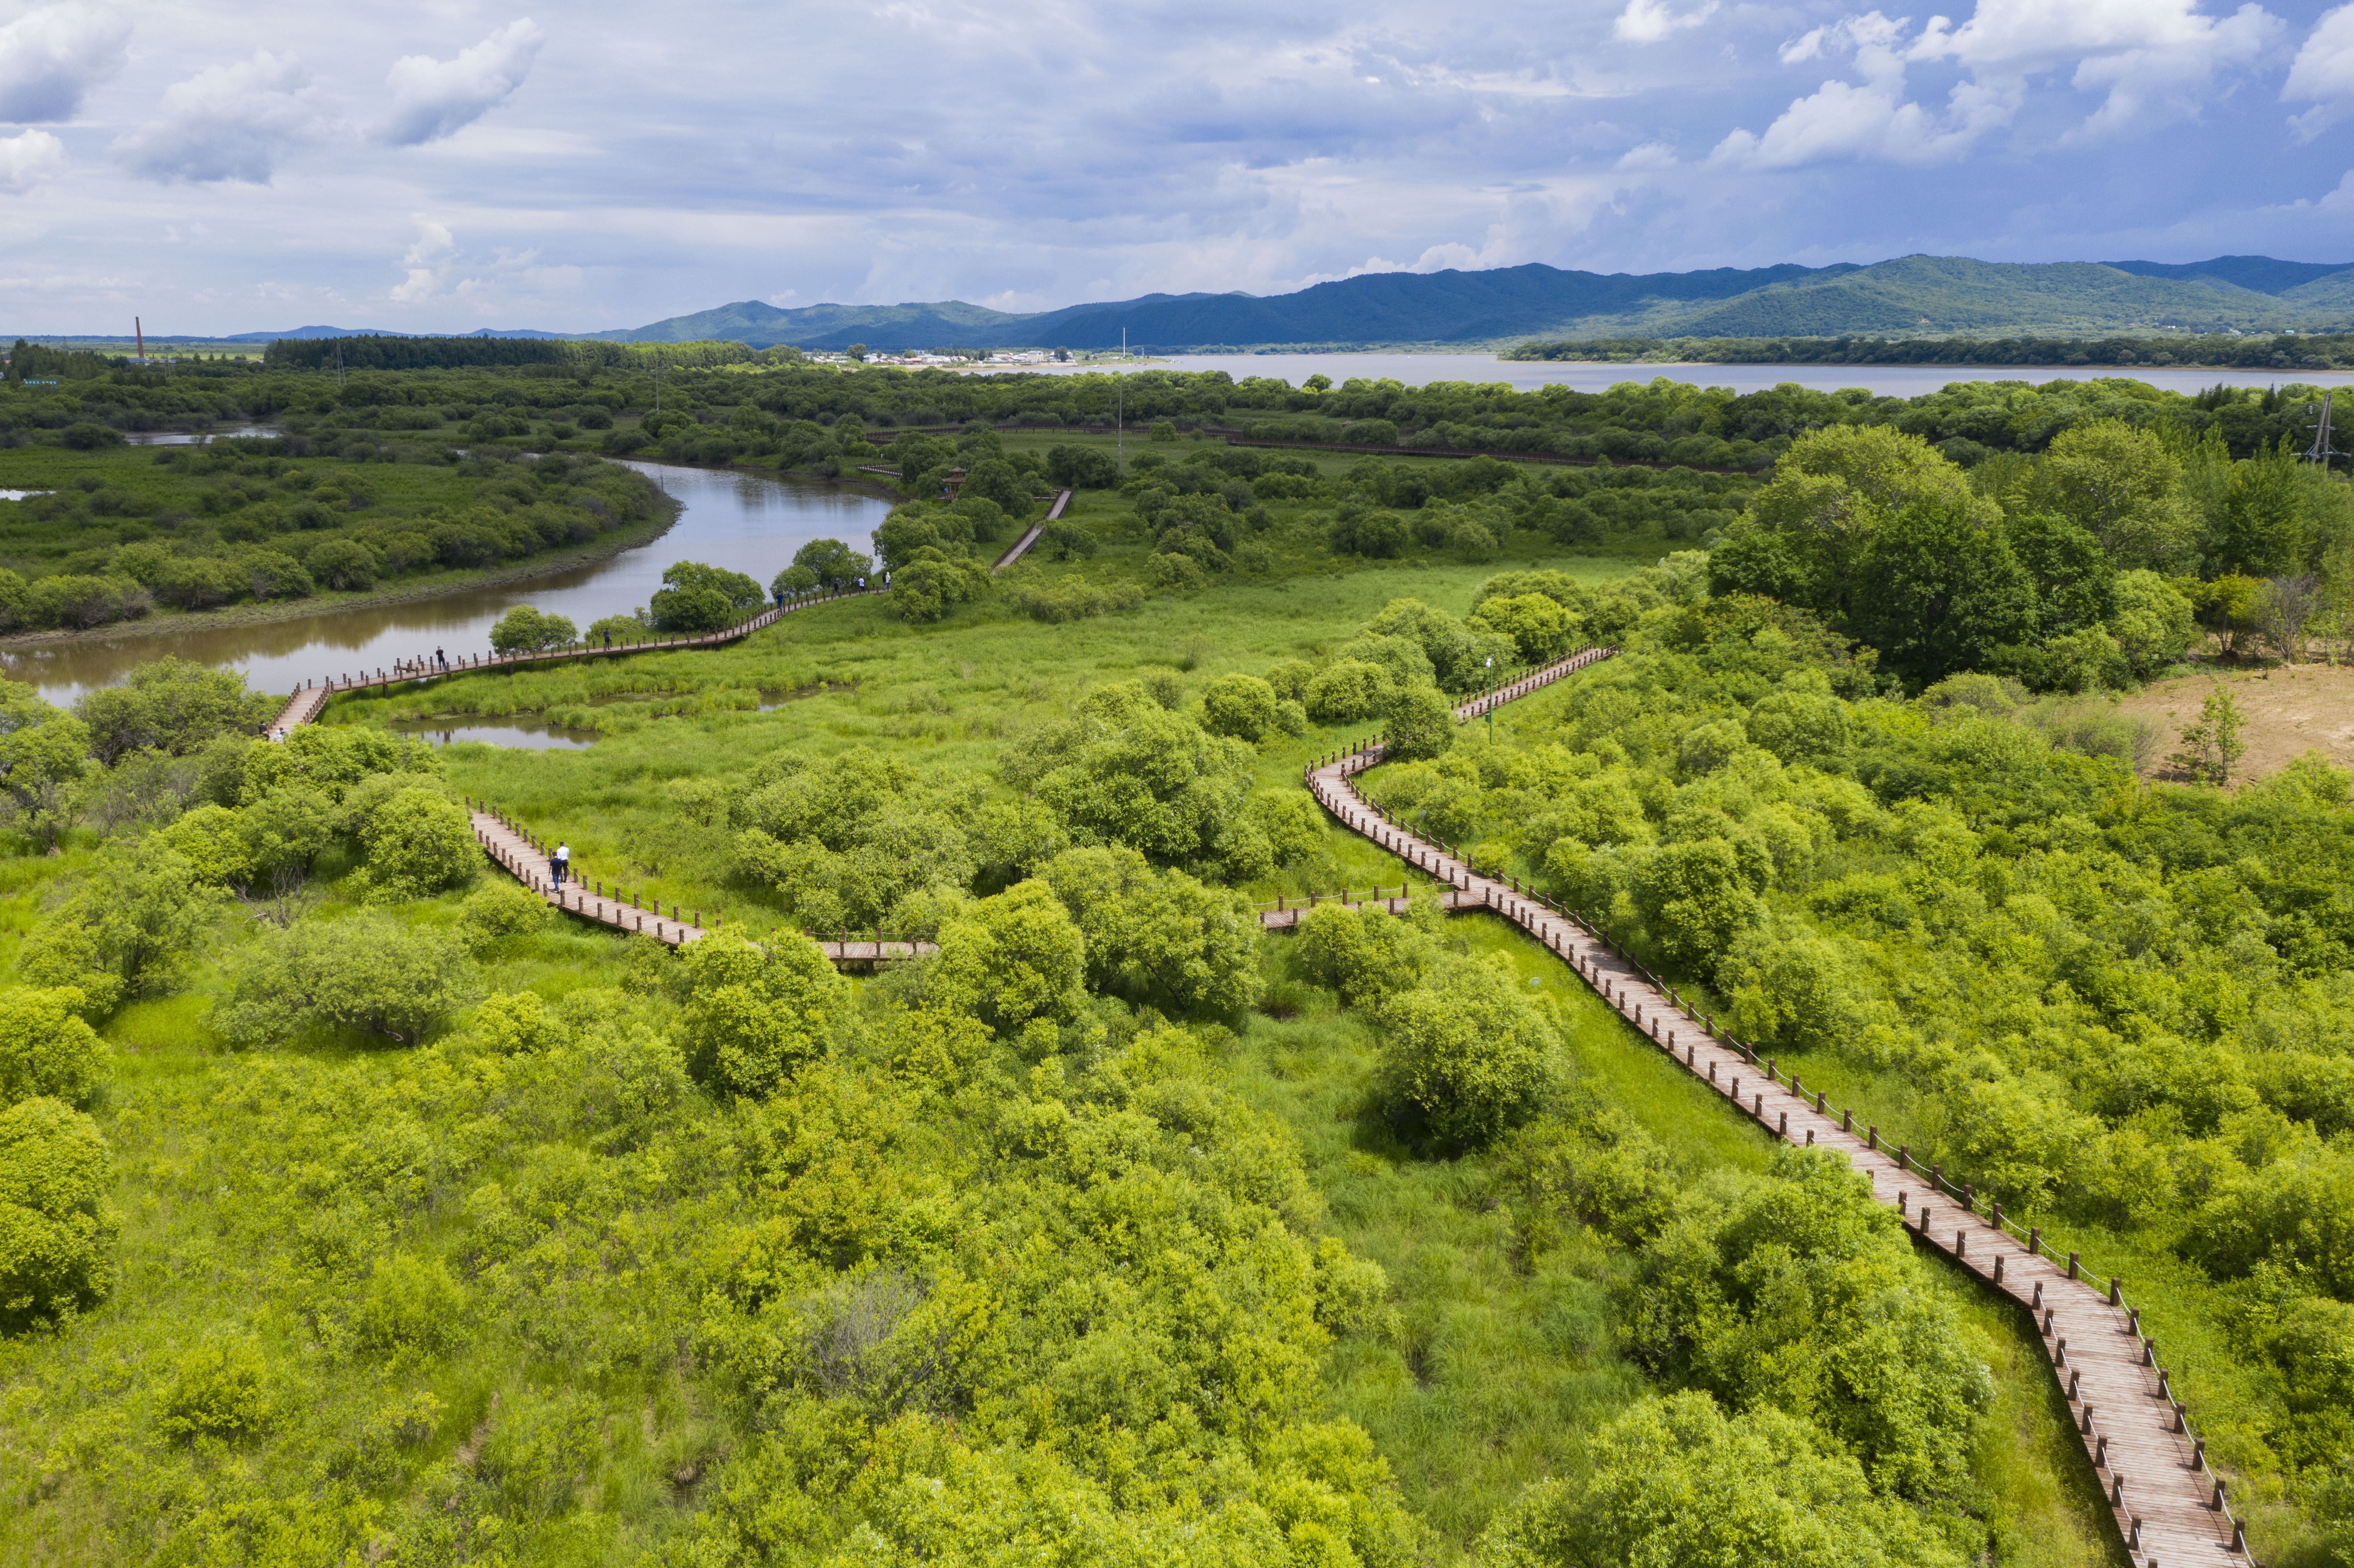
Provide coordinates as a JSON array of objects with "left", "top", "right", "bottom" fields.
[{"left": 1, "top": 462, "right": 893, "bottom": 703}]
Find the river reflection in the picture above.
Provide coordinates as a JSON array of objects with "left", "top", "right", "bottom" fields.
[
  {"left": 3, "top": 462, "right": 894, "bottom": 703},
  {"left": 387, "top": 718, "right": 601, "bottom": 750}
]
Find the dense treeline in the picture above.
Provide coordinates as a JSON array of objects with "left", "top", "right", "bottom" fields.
[
  {"left": 1507, "top": 332, "right": 2354, "bottom": 371},
  {"left": 258, "top": 336, "right": 788, "bottom": 372},
  {"left": 0, "top": 442, "right": 666, "bottom": 633},
  {"left": 5, "top": 350, "right": 2345, "bottom": 476}
]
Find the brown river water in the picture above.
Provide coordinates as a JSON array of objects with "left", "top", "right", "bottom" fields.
[{"left": 1, "top": 461, "right": 894, "bottom": 710}]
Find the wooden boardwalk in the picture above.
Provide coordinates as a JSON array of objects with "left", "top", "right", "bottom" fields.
[
  {"left": 262, "top": 589, "right": 879, "bottom": 737},
  {"left": 1294, "top": 647, "right": 2250, "bottom": 1568},
  {"left": 469, "top": 804, "right": 933, "bottom": 965}
]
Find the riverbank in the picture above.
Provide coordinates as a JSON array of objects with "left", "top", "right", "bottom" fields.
[{"left": 0, "top": 497, "right": 683, "bottom": 656}]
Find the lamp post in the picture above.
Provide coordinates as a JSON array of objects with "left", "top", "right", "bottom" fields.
[{"left": 1485, "top": 656, "right": 1495, "bottom": 742}]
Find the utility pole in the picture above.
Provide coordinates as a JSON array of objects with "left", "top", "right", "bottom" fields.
[
  {"left": 2307, "top": 391, "right": 2342, "bottom": 471},
  {"left": 1486, "top": 657, "right": 1495, "bottom": 743}
]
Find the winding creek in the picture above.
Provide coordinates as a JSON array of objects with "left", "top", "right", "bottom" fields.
[{"left": 1, "top": 461, "right": 895, "bottom": 707}]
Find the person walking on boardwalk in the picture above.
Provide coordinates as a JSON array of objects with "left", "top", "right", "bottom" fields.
[
  {"left": 553, "top": 842, "right": 570, "bottom": 887},
  {"left": 435, "top": 646, "right": 446, "bottom": 669}
]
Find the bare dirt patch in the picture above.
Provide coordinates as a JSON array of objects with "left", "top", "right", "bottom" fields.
[{"left": 2114, "top": 663, "right": 2354, "bottom": 783}]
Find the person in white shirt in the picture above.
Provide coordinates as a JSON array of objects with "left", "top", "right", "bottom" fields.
[{"left": 553, "top": 842, "right": 571, "bottom": 886}]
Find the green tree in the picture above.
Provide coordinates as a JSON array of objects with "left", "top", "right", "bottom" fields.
[
  {"left": 1728, "top": 425, "right": 1978, "bottom": 623},
  {"left": 489, "top": 605, "right": 578, "bottom": 654},
  {"left": 1470, "top": 592, "right": 1576, "bottom": 661},
  {"left": 959, "top": 458, "right": 1034, "bottom": 520},
  {"left": 15, "top": 849, "right": 212, "bottom": 1013},
  {"left": 793, "top": 538, "right": 872, "bottom": 591},
  {"left": 213, "top": 913, "right": 482, "bottom": 1047},
  {"left": 1631, "top": 838, "right": 1765, "bottom": 974},
  {"left": 1046, "top": 445, "right": 1119, "bottom": 488},
  {"left": 2029, "top": 417, "right": 2195, "bottom": 570},
  {"left": 934, "top": 880, "right": 1089, "bottom": 1035},
  {"left": 1294, "top": 902, "right": 1429, "bottom": 1005},
  {"left": 0, "top": 1095, "right": 117, "bottom": 1332},
  {"left": 1380, "top": 683, "right": 1456, "bottom": 761},
  {"left": 73, "top": 658, "right": 275, "bottom": 765},
  {"left": 0, "top": 989, "right": 108, "bottom": 1109},
  {"left": 360, "top": 786, "right": 478, "bottom": 898},
  {"left": 2108, "top": 569, "right": 2198, "bottom": 677},
  {"left": 651, "top": 561, "right": 761, "bottom": 632},
  {"left": 1378, "top": 955, "right": 1560, "bottom": 1147},
  {"left": 1016, "top": 683, "right": 1255, "bottom": 868},
  {"left": 303, "top": 536, "right": 379, "bottom": 591},
  {"left": 1478, "top": 1392, "right": 1966, "bottom": 1568},
  {"left": 1039, "top": 846, "right": 1261, "bottom": 1015},
  {"left": 673, "top": 930, "right": 850, "bottom": 1098},
  {"left": 0, "top": 681, "right": 90, "bottom": 849},
  {"left": 1851, "top": 492, "right": 2036, "bottom": 684},
  {"left": 2002, "top": 511, "right": 2116, "bottom": 638},
  {"left": 1199, "top": 673, "right": 1280, "bottom": 742},
  {"left": 2171, "top": 684, "right": 2247, "bottom": 785}
]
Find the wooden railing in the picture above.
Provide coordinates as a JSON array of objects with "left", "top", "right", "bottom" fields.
[{"left": 1292, "top": 644, "right": 2251, "bottom": 1568}]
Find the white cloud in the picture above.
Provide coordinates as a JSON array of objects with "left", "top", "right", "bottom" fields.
[
  {"left": 1718, "top": 0, "right": 2282, "bottom": 170},
  {"left": 381, "top": 19, "right": 544, "bottom": 146},
  {"left": 0, "top": 2, "right": 128, "bottom": 122},
  {"left": 1714, "top": 10, "right": 2015, "bottom": 167},
  {"left": 0, "top": 128, "right": 65, "bottom": 193},
  {"left": 389, "top": 218, "right": 455, "bottom": 302},
  {"left": 114, "top": 51, "right": 323, "bottom": 184},
  {"left": 2285, "top": 5, "right": 2354, "bottom": 139},
  {"left": 1912, "top": 0, "right": 2284, "bottom": 138},
  {"left": 1613, "top": 0, "right": 1717, "bottom": 45}
]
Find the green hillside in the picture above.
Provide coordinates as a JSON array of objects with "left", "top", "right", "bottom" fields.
[{"left": 1559, "top": 255, "right": 2354, "bottom": 339}]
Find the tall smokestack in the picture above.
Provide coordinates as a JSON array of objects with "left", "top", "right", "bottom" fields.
[{"left": 135, "top": 316, "right": 144, "bottom": 360}]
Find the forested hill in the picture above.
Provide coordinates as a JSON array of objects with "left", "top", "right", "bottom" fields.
[{"left": 573, "top": 254, "right": 2354, "bottom": 352}]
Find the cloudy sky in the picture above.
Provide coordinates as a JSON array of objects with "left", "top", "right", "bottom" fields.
[{"left": 3, "top": 0, "right": 2353, "bottom": 334}]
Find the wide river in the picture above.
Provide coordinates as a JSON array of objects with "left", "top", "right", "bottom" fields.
[
  {"left": 1, "top": 462, "right": 895, "bottom": 705},
  {"left": 1106, "top": 352, "right": 2354, "bottom": 398}
]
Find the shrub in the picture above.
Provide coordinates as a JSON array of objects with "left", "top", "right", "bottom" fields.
[
  {"left": 935, "top": 880, "right": 1088, "bottom": 1035},
  {"left": 1478, "top": 1392, "right": 1966, "bottom": 1568},
  {"left": 674, "top": 931, "right": 850, "bottom": 1098},
  {"left": 1046, "top": 445, "right": 1119, "bottom": 488},
  {"left": 459, "top": 880, "right": 552, "bottom": 949},
  {"left": 1304, "top": 660, "right": 1390, "bottom": 723},
  {"left": 157, "top": 1338, "right": 272, "bottom": 1442},
  {"left": 792, "top": 538, "right": 871, "bottom": 591},
  {"left": 1470, "top": 592, "right": 1576, "bottom": 661},
  {"left": 213, "top": 914, "right": 482, "bottom": 1047},
  {"left": 1200, "top": 673, "right": 1280, "bottom": 741},
  {"left": 1295, "top": 902, "right": 1428, "bottom": 1005},
  {"left": 489, "top": 604, "right": 576, "bottom": 653},
  {"left": 0, "top": 1095, "right": 116, "bottom": 1332},
  {"left": 353, "top": 1252, "right": 467, "bottom": 1360},
  {"left": 1377, "top": 956, "right": 1560, "bottom": 1146},
  {"left": 1146, "top": 552, "right": 1207, "bottom": 592},
  {"left": 75, "top": 656, "right": 274, "bottom": 765},
  {"left": 0, "top": 988, "right": 108, "bottom": 1109},
  {"left": 1380, "top": 683, "right": 1455, "bottom": 761},
  {"left": 361, "top": 786, "right": 478, "bottom": 898},
  {"left": 57, "top": 422, "right": 122, "bottom": 449}
]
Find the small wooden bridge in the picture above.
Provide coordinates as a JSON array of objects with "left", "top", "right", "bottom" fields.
[
  {"left": 470, "top": 802, "right": 934, "bottom": 965},
  {"left": 1298, "top": 646, "right": 2252, "bottom": 1568}
]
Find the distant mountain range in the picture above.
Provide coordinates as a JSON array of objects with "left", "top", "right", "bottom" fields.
[{"left": 190, "top": 253, "right": 2354, "bottom": 352}]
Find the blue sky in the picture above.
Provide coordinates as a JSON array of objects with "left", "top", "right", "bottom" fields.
[{"left": 2, "top": 0, "right": 2352, "bottom": 334}]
